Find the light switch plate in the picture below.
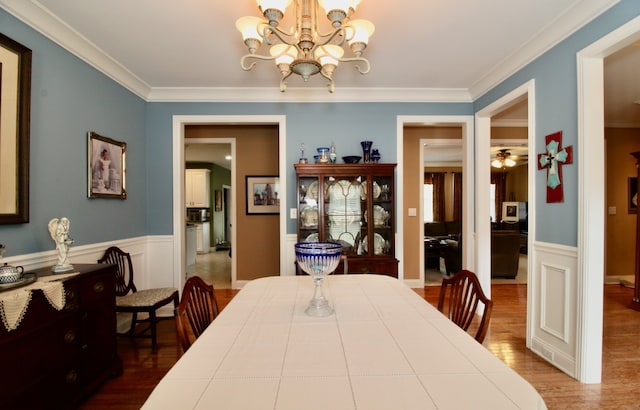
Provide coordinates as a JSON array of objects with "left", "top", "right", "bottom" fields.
[
  {"left": 408, "top": 208, "right": 417, "bottom": 217},
  {"left": 290, "top": 208, "right": 297, "bottom": 219}
]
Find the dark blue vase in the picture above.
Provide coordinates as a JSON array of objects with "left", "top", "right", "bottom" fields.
[
  {"left": 371, "top": 149, "right": 381, "bottom": 163},
  {"left": 361, "top": 140, "right": 373, "bottom": 163}
]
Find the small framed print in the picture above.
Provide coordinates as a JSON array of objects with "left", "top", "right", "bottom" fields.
[
  {"left": 88, "top": 131, "right": 126, "bottom": 199},
  {"left": 246, "top": 176, "right": 279, "bottom": 214}
]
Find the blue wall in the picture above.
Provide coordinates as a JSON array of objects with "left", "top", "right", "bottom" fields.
[
  {"left": 2, "top": 1, "right": 639, "bottom": 256},
  {"left": 475, "top": 0, "right": 640, "bottom": 246},
  {"left": 0, "top": 9, "right": 147, "bottom": 256},
  {"left": 144, "top": 102, "right": 473, "bottom": 235}
]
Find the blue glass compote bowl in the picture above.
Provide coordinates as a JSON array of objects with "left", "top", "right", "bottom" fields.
[{"left": 294, "top": 242, "right": 342, "bottom": 317}]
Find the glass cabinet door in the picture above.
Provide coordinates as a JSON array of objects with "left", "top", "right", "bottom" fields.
[
  {"left": 323, "top": 175, "right": 363, "bottom": 256},
  {"left": 298, "top": 176, "right": 320, "bottom": 242},
  {"left": 367, "top": 174, "right": 394, "bottom": 257}
]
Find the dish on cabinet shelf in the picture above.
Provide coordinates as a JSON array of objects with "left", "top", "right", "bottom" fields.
[
  {"left": 304, "top": 233, "right": 319, "bottom": 242},
  {"left": 327, "top": 180, "right": 361, "bottom": 201},
  {"left": 365, "top": 205, "right": 389, "bottom": 227},
  {"left": 361, "top": 233, "right": 388, "bottom": 255},
  {"left": 361, "top": 181, "right": 381, "bottom": 200},
  {"left": 300, "top": 206, "right": 319, "bottom": 227},
  {"left": 307, "top": 181, "right": 319, "bottom": 200}
]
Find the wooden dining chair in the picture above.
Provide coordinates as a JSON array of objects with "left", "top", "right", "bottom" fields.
[
  {"left": 98, "top": 246, "right": 179, "bottom": 351},
  {"left": 175, "top": 276, "right": 220, "bottom": 352},
  {"left": 437, "top": 269, "right": 493, "bottom": 343}
]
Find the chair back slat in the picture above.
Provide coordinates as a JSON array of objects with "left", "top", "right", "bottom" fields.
[
  {"left": 98, "top": 246, "right": 136, "bottom": 296},
  {"left": 437, "top": 270, "right": 493, "bottom": 343},
  {"left": 176, "top": 276, "right": 219, "bottom": 352}
]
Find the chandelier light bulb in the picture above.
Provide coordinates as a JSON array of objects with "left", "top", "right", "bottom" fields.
[
  {"left": 236, "top": 16, "right": 264, "bottom": 42},
  {"left": 347, "top": 19, "right": 375, "bottom": 44},
  {"left": 316, "top": 44, "right": 344, "bottom": 66}
]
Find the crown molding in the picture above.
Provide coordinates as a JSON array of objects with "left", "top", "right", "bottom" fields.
[
  {"left": 146, "top": 86, "right": 472, "bottom": 103},
  {"left": 0, "top": 0, "right": 151, "bottom": 99},
  {"left": 469, "top": 0, "right": 620, "bottom": 100}
]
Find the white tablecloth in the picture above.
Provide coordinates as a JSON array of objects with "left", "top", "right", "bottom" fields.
[{"left": 143, "top": 275, "right": 546, "bottom": 409}]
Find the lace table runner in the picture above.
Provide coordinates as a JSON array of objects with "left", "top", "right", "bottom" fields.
[{"left": 0, "top": 272, "right": 80, "bottom": 331}]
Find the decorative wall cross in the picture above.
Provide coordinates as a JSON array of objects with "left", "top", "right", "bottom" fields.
[{"left": 538, "top": 131, "right": 573, "bottom": 203}]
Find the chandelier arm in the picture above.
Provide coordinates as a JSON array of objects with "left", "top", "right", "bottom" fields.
[
  {"left": 319, "top": 70, "right": 336, "bottom": 93},
  {"left": 314, "top": 27, "right": 347, "bottom": 47},
  {"left": 279, "top": 70, "right": 294, "bottom": 93},
  {"left": 338, "top": 56, "right": 371, "bottom": 74},
  {"left": 240, "top": 53, "right": 277, "bottom": 71},
  {"left": 260, "top": 25, "right": 297, "bottom": 47}
]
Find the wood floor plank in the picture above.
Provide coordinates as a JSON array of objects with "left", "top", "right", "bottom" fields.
[{"left": 79, "top": 284, "right": 640, "bottom": 409}]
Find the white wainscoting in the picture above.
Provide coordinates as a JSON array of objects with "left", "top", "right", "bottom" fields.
[
  {"left": 285, "top": 234, "right": 298, "bottom": 277},
  {"left": 4, "top": 236, "right": 176, "bottom": 316},
  {"left": 530, "top": 240, "right": 578, "bottom": 378}
]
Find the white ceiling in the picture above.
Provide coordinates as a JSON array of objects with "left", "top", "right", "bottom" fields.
[{"left": 0, "top": 0, "right": 630, "bottom": 105}]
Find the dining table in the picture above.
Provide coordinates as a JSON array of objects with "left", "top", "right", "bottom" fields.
[{"left": 142, "top": 274, "right": 546, "bottom": 409}]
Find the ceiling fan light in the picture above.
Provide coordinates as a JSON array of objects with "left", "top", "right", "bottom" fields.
[
  {"left": 505, "top": 158, "right": 516, "bottom": 167},
  {"left": 491, "top": 159, "right": 503, "bottom": 168}
]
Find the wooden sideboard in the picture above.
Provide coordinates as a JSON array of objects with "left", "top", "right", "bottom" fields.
[{"left": 0, "top": 264, "right": 122, "bottom": 409}]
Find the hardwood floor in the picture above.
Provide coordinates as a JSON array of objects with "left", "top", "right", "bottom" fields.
[{"left": 80, "top": 284, "right": 640, "bottom": 409}]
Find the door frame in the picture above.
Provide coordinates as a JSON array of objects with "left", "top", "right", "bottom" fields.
[
  {"left": 397, "top": 115, "right": 474, "bottom": 287},
  {"left": 172, "top": 115, "right": 287, "bottom": 292},
  {"left": 577, "top": 15, "right": 640, "bottom": 383}
]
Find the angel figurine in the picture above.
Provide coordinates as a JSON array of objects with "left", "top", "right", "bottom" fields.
[{"left": 48, "top": 217, "right": 75, "bottom": 272}]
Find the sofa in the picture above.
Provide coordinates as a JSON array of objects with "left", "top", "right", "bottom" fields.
[
  {"left": 424, "top": 220, "right": 461, "bottom": 240},
  {"left": 424, "top": 221, "right": 461, "bottom": 269},
  {"left": 440, "top": 230, "right": 521, "bottom": 278},
  {"left": 490, "top": 230, "right": 521, "bottom": 278}
]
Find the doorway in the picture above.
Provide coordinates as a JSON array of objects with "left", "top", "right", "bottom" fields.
[
  {"left": 396, "top": 115, "right": 474, "bottom": 287},
  {"left": 171, "top": 115, "right": 288, "bottom": 293},
  {"left": 185, "top": 141, "right": 233, "bottom": 289}
]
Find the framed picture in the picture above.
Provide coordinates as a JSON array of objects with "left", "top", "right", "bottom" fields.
[
  {"left": 215, "top": 190, "right": 222, "bottom": 212},
  {"left": 629, "top": 177, "right": 638, "bottom": 214},
  {"left": 246, "top": 176, "right": 279, "bottom": 214},
  {"left": 87, "top": 131, "right": 127, "bottom": 199},
  {"left": 0, "top": 33, "right": 31, "bottom": 224}
]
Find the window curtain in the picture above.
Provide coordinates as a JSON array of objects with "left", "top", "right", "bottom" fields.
[
  {"left": 491, "top": 172, "right": 507, "bottom": 221},
  {"left": 453, "top": 172, "right": 462, "bottom": 221},
  {"left": 425, "top": 172, "right": 445, "bottom": 221}
]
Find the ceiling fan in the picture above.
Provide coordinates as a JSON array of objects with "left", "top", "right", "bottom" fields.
[{"left": 492, "top": 149, "right": 519, "bottom": 168}]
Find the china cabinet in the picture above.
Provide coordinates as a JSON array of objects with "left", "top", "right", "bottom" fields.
[
  {"left": 0, "top": 264, "right": 122, "bottom": 409},
  {"left": 185, "top": 169, "right": 210, "bottom": 207},
  {"left": 295, "top": 163, "right": 398, "bottom": 277}
]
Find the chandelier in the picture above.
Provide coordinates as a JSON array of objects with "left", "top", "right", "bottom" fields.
[
  {"left": 491, "top": 149, "right": 517, "bottom": 169},
  {"left": 236, "top": 0, "right": 375, "bottom": 93}
]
